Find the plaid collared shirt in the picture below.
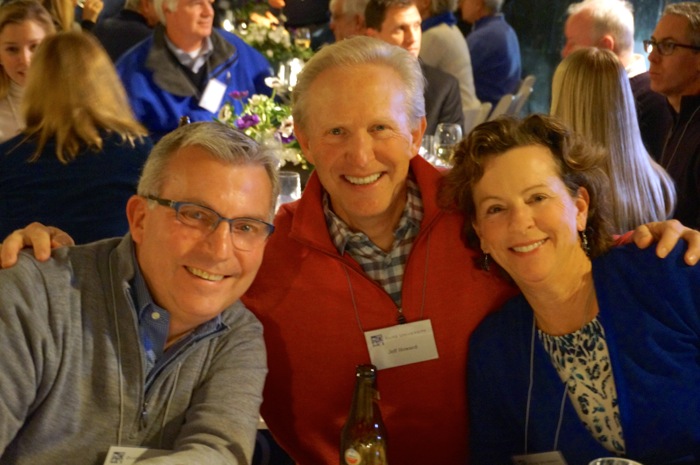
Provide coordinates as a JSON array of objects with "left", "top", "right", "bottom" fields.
[{"left": 324, "top": 174, "right": 423, "bottom": 310}]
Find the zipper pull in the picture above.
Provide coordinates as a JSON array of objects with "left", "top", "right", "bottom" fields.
[{"left": 140, "top": 401, "right": 148, "bottom": 428}]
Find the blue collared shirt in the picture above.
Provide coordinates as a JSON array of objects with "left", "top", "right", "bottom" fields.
[
  {"left": 164, "top": 34, "right": 214, "bottom": 73},
  {"left": 129, "top": 252, "right": 224, "bottom": 391}
]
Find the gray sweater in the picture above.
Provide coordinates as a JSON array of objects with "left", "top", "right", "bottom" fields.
[{"left": 0, "top": 235, "right": 267, "bottom": 465}]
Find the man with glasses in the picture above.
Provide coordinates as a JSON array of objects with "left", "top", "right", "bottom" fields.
[
  {"left": 646, "top": 2, "right": 700, "bottom": 229},
  {"left": 561, "top": 0, "right": 672, "bottom": 160},
  {"left": 0, "top": 122, "right": 276, "bottom": 464}
]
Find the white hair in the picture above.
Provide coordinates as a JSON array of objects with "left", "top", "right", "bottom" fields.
[
  {"left": 567, "top": 0, "right": 634, "bottom": 56},
  {"left": 153, "top": 0, "right": 178, "bottom": 24}
]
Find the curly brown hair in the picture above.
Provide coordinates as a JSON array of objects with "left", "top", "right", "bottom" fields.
[{"left": 439, "top": 114, "right": 615, "bottom": 259}]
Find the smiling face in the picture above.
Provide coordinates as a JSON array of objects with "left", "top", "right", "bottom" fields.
[
  {"left": 472, "top": 144, "right": 589, "bottom": 288},
  {"left": 0, "top": 20, "right": 48, "bottom": 86},
  {"left": 648, "top": 13, "right": 700, "bottom": 110},
  {"left": 164, "top": 0, "right": 214, "bottom": 52},
  {"left": 295, "top": 62, "right": 424, "bottom": 235},
  {"left": 366, "top": 5, "right": 423, "bottom": 57},
  {"left": 127, "top": 146, "right": 273, "bottom": 337}
]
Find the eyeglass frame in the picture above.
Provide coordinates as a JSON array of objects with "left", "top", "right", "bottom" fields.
[
  {"left": 643, "top": 38, "right": 700, "bottom": 56},
  {"left": 145, "top": 195, "right": 275, "bottom": 251}
]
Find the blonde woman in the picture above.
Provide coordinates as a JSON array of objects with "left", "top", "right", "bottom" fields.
[
  {"left": 550, "top": 47, "right": 676, "bottom": 233},
  {"left": 0, "top": 31, "right": 152, "bottom": 243},
  {"left": 0, "top": 0, "right": 54, "bottom": 142},
  {"left": 42, "top": 0, "right": 103, "bottom": 32}
]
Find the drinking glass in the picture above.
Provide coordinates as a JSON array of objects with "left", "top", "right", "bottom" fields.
[
  {"left": 293, "top": 27, "right": 311, "bottom": 49},
  {"left": 420, "top": 134, "right": 435, "bottom": 159},
  {"left": 276, "top": 171, "right": 302, "bottom": 211},
  {"left": 588, "top": 459, "right": 644, "bottom": 465},
  {"left": 433, "top": 123, "right": 463, "bottom": 167}
]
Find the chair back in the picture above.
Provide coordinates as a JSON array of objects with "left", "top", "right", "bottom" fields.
[
  {"left": 509, "top": 74, "right": 536, "bottom": 117},
  {"left": 488, "top": 94, "right": 514, "bottom": 121}
]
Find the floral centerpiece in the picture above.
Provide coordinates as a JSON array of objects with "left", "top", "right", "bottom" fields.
[
  {"left": 217, "top": 88, "right": 311, "bottom": 171},
  {"left": 231, "top": 20, "right": 314, "bottom": 71}
]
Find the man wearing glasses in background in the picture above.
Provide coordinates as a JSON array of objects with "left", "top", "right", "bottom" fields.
[
  {"left": 0, "top": 123, "right": 276, "bottom": 464},
  {"left": 645, "top": 2, "right": 700, "bottom": 229}
]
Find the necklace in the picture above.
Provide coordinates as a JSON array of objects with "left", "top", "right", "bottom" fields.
[{"left": 523, "top": 282, "right": 597, "bottom": 453}]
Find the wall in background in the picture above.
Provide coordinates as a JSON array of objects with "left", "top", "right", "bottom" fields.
[{"left": 500, "top": 0, "right": 680, "bottom": 115}]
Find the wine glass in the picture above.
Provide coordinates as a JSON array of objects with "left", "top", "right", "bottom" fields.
[
  {"left": 276, "top": 171, "right": 302, "bottom": 211},
  {"left": 293, "top": 27, "right": 311, "bottom": 50},
  {"left": 433, "top": 123, "right": 463, "bottom": 167}
]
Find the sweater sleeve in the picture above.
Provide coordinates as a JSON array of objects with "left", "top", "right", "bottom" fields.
[{"left": 0, "top": 256, "right": 60, "bottom": 455}]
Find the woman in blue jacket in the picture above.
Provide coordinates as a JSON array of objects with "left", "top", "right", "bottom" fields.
[{"left": 441, "top": 114, "right": 700, "bottom": 465}]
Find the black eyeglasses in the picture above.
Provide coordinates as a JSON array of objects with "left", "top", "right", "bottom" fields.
[
  {"left": 643, "top": 39, "right": 700, "bottom": 56},
  {"left": 146, "top": 196, "right": 275, "bottom": 251}
]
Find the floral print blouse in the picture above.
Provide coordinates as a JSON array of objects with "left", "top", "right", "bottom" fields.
[{"left": 538, "top": 317, "right": 626, "bottom": 454}]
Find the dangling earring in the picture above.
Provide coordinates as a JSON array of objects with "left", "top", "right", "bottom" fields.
[
  {"left": 482, "top": 252, "right": 491, "bottom": 271},
  {"left": 580, "top": 230, "right": 591, "bottom": 257}
]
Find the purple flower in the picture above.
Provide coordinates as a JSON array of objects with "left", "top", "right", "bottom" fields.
[
  {"left": 277, "top": 132, "right": 296, "bottom": 144},
  {"left": 236, "top": 114, "right": 260, "bottom": 129},
  {"left": 229, "top": 90, "right": 250, "bottom": 100}
]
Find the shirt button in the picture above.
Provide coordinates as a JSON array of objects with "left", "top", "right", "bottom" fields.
[{"left": 151, "top": 312, "right": 161, "bottom": 320}]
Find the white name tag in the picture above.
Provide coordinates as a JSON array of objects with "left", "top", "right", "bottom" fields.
[
  {"left": 364, "top": 319, "right": 439, "bottom": 370},
  {"left": 103, "top": 446, "right": 170, "bottom": 464},
  {"left": 199, "top": 78, "right": 226, "bottom": 113},
  {"left": 512, "top": 451, "right": 568, "bottom": 465}
]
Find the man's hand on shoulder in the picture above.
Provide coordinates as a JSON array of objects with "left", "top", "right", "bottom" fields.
[
  {"left": 0, "top": 223, "right": 74, "bottom": 269},
  {"left": 633, "top": 219, "right": 700, "bottom": 266}
]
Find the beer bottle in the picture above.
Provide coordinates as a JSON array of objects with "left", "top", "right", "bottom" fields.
[{"left": 340, "top": 364, "right": 388, "bottom": 465}]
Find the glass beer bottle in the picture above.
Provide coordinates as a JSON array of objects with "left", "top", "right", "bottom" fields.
[{"left": 340, "top": 364, "right": 388, "bottom": 465}]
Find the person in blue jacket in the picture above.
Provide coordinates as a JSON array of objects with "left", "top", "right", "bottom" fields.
[
  {"left": 441, "top": 114, "right": 700, "bottom": 465},
  {"left": 460, "top": 0, "right": 521, "bottom": 106},
  {"left": 116, "top": 0, "right": 273, "bottom": 141}
]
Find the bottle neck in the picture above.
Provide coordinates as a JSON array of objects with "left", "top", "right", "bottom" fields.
[{"left": 349, "top": 376, "right": 378, "bottom": 422}]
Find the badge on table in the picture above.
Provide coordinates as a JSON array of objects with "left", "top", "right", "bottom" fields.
[{"left": 103, "top": 446, "right": 170, "bottom": 465}]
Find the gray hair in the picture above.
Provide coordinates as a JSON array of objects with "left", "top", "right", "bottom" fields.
[
  {"left": 153, "top": 0, "right": 177, "bottom": 24},
  {"left": 664, "top": 2, "right": 700, "bottom": 47},
  {"left": 138, "top": 122, "right": 280, "bottom": 219},
  {"left": 345, "top": 0, "right": 370, "bottom": 17},
  {"left": 483, "top": 0, "right": 503, "bottom": 14},
  {"left": 567, "top": 0, "right": 635, "bottom": 56},
  {"left": 428, "top": 0, "right": 457, "bottom": 15},
  {"left": 292, "top": 36, "right": 425, "bottom": 131}
]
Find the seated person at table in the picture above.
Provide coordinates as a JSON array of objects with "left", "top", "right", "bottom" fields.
[
  {"left": 2, "top": 38, "right": 700, "bottom": 465},
  {"left": 0, "top": 31, "right": 152, "bottom": 244},
  {"left": 0, "top": 122, "right": 272, "bottom": 464},
  {"left": 115, "top": 0, "right": 272, "bottom": 140},
  {"left": 441, "top": 114, "right": 700, "bottom": 465},
  {"left": 551, "top": 47, "right": 676, "bottom": 233}
]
